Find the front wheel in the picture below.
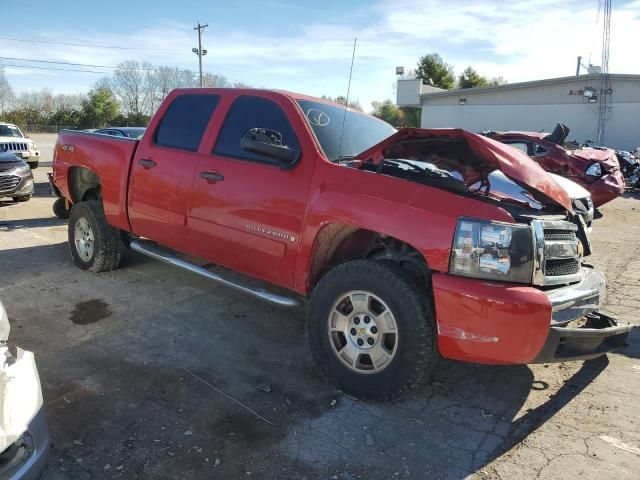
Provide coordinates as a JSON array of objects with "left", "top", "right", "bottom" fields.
[
  {"left": 27, "top": 161, "right": 39, "bottom": 169},
  {"left": 306, "top": 259, "right": 437, "bottom": 401},
  {"left": 68, "top": 201, "right": 123, "bottom": 272}
]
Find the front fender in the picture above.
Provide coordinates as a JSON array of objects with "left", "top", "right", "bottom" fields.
[{"left": 293, "top": 162, "right": 514, "bottom": 294}]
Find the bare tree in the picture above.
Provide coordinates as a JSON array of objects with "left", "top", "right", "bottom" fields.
[
  {"left": 110, "top": 60, "right": 154, "bottom": 116},
  {"left": 0, "top": 68, "right": 14, "bottom": 115},
  {"left": 202, "top": 73, "right": 230, "bottom": 88}
]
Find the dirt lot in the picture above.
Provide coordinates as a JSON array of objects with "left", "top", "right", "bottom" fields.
[{"left": 1, "top": 134, "right": 639, "bottom": 479}]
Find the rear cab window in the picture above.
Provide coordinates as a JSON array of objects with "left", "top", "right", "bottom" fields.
[
  {"left": 154, "top": 94, "right": 220, "bottom": 151},
  {"left": 213, "top": 95, "right": 300, "bottom": 165}
]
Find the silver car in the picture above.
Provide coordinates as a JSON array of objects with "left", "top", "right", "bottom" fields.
[
  {"left": 0, "top": 147, "right": 34, "bottom": 203},
  {"left": 0, "top": 300, "right": 49, "bottom": 479}
]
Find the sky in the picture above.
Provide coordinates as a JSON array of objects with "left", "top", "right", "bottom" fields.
[{"left": 2, "top": 0, "right": 640, "bottom": 111}]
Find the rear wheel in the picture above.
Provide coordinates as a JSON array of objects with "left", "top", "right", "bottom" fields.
[
  {"left": 306, "top": 259, "right": 437, "bottom": 401},
  {"left": 68, "top": 201, "right": 123, "bottom": 272},
  {"left": 53, "top": 197, "right": 71, "bottom": 219}
]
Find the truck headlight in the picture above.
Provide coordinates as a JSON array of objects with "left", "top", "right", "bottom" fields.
[
  {"left": 585, "top": 163, "right": 602, "bottom": 177},
  {"left": 450, "top": 218, "right": 534, "bottom": 283}
]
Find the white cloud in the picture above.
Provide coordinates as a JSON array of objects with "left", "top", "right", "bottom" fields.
[{"left": 2, "top": 0, "right": 640, "bottom": 110}]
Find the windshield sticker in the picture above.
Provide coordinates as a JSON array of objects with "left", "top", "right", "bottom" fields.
[{"left": 306, "top": 109, "right": 330, "bottom": 127}]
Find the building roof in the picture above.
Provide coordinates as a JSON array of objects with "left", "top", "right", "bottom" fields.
[{"left": 419, "top": 73, "right": 640, "bottom": 99}]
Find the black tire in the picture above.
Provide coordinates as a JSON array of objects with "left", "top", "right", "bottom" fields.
[
  {"left": 306, "top": 259, "right": 437, "bottom": 401},
  {"left": 53, "top": 197, "right": 71, "bottom": 219},
  {"left": 12, "top": 195, "right": 31, "bottom": 202},
  {"left": 27, "top": 161, "right": 38, "bottom": 169},
  {"left": 68, "top": 200, "right": 123, "bottom": 272}
]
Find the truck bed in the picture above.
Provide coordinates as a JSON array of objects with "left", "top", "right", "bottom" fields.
[{"left": 53, "top": 130, "right": 140, "bottom": 232}]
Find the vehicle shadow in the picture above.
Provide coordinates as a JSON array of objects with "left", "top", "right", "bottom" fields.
[
  {"left": 0, "top": 216, "right": 66, "bottom": 231},
  {"left": 33, "top": 180, "right": 54, "bottom": 197},
  {"left": 0, "top": 239, "right": 616, "bottom": 479},
  {"left": 622, "top": 189, "right": 640, "bottom": 200},
  {"left": 301, "top": 356, "right": 611, "bottom": 478},
  {"left": 617, "top": 326, "right": 640, "bottom": 360},
  {"left": 471, "top": 357, "right": 609, "bottom": 473}
]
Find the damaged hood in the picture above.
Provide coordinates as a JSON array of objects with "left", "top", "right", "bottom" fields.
[
  {"left": 355, "top": 128, "right": 572, "bottom": 211},
  {"left": 570, "top": 147, "right": 619, "bottom": 169}
]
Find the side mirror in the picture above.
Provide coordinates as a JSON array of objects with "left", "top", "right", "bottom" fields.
[{"left": 240, "top": 128, "right": 300, "bottom": 165}]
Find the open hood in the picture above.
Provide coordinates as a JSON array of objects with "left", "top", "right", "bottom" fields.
[{"left": 354, "top": 128, "right": 572, "bottom": 211}]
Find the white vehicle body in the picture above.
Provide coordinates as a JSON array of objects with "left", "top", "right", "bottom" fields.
[
  {"left": 0, "top": 123, "right": 40, "bottom": 167},
  {"left": 548, "top": 173, "right": 594, "bottom": 233},
  {"left": 0, "top": 301, "right": 49, "bottom": 478}
]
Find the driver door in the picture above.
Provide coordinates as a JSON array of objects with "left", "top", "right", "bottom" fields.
[{"left": 186, "top": 94, "right": 315, "bottom": 288}]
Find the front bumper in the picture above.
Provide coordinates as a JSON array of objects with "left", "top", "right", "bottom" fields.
[
  {"left": 0, "top": 172, "right": 34, "bottom": 199},
  {"left": 16, "top": 151, "right": 40, "bottom": 162},
  {"left": 589, "top": 170, "right": 625, "bottom": 207},
  {"left": 0, "top": 348, "right": 49, "bottom": 480},
  {"left": 433, "top": 268, "right": 632, "bottom": 364}
]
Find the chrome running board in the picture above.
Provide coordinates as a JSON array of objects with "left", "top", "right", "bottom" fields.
[{"left": 130, "top": 239, "right": 303, "bottom": 308}]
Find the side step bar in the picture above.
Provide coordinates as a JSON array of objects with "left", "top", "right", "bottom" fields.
[{"left": 129, "top": 239, "right": 303, "bottom": 308}]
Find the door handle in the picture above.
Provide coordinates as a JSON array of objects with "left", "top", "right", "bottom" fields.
[
  {"left": 139, "top": 158, "right": 157, "bottom": 169},
  {"left": 199, "top": 171, "right": 225, "bottom": 183}
]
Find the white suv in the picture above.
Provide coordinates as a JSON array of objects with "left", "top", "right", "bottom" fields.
[{"left": 0, "top": 123, "right": 41, "bottom": 169}]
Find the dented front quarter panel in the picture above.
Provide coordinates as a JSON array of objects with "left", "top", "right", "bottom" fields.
[{"left": 432, "top": 273, "right": 552, "bottom": 364}]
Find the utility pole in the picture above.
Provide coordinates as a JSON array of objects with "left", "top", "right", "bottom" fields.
[{"left": 192, "top": 22, "right": 208, "bottom": 87}]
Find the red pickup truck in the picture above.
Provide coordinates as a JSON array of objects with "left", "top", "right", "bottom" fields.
[{"left": 51, "top": 89, "right": 631, "bottom": 400}]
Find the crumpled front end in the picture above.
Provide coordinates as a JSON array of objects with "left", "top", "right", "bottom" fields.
[
  {"left": 0, "top": 303, "right": 49, "bottom": 480},
  {"left": 588, "top": 168, "right": 626, "bottom": 208}
]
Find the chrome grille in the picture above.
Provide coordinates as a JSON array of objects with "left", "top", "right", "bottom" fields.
[
  {"left": 0, "top": 142, "right": 28, "bottom": 152},
  {"left": 544, "top": 230, "right": 576, "bottom": 241},
  {"left": 0, "top": 174, "right": 21, "bottom": 193},
  {"left": 545, "top": 258, "right": 581, "bottom": 276},
  {"left": 533, "top": 219, "right": 583, "bottom": 285}
]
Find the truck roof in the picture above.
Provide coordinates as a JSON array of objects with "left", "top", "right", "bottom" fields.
[{"left": 169, "top": 88, "right": 365, "bottom": 114}]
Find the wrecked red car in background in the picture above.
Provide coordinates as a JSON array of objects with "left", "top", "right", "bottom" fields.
[{"left": 484, "top": 123, "right": 625, "bottom": 207}]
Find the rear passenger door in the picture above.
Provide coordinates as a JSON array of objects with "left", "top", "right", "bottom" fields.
[
  {"left": 127, "top": 93, "right": 220, "bottom": 252},
  {"left": 187, "top": 94, "right": 315, "bottom": 288}
]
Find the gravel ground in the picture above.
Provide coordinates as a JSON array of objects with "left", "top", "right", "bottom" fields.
[{"left": 0, "top": 134, "right": 638, "bottom": 479}]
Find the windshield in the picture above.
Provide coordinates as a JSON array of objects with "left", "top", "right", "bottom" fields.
[
  {"left": 0, "top": 125, "right": 23, "bottom": 138},
  {"left": 297, "top": 100, "right": 396, "bottom": 161}
]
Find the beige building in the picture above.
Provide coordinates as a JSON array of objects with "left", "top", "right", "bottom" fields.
[{"left": 396, "top": 74, "right": 640, "bottom": 150}]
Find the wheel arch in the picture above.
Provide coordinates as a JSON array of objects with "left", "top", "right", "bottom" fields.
[
  {"left": 306, "top": 223, "right": 432, "bottom": 294},
  {"left": 67, "top": 166, "right": 102, "bottom": 203}
]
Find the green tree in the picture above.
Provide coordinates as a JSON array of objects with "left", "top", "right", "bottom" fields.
[
  {"left": 415, "top": 53, "right": 456, "bottom": 90},
  {"left": 458, "top": 66, "right": 490, "bottom": 89},
  {"left": 81, "top": 87, "right": 119, "bottom": 128},
  {"left": 371, "top": 100, "right": 421, "bottom": 128},
  {"left": 321, "top": 95, "right": 363, "bottom": 112}
]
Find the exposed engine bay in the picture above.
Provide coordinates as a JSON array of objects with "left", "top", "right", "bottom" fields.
[{"left": 353, "top": 136, "right": 562, "bottom": 212}]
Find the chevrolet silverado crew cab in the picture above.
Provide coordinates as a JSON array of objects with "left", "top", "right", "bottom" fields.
[{"left": 51, "top": 89, "right": 632, "bottom": 400}]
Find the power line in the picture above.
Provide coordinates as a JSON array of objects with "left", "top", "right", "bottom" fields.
[
  {"left": 0, "top": 56, "right": 156, "bottom": 71},
  {"left": 0, "top": 63, "right": 109, "bottom": 74},
  {"left": 0, "top": 35, "right": 184, "bottom": 52}
]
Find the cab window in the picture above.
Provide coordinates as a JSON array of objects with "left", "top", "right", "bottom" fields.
[
  {"left": 214, "top": 96, "right": 300, "bottom": 165},
  {"left": 154, "top": 94, "right": 220, "bottom": 151}
]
